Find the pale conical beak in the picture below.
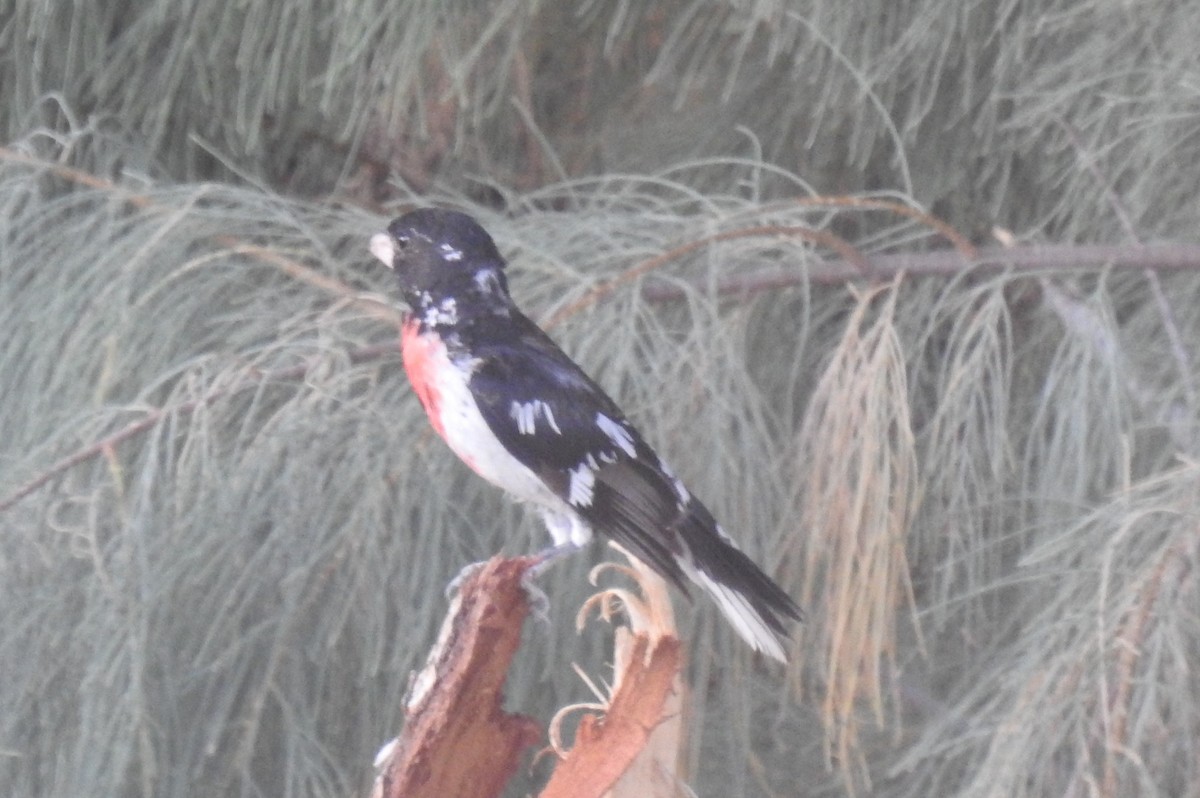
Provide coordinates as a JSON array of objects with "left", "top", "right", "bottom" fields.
[{"left": 369, "top": 233, "right": 395, "bottom": 268}]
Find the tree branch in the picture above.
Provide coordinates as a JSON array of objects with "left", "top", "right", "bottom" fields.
[{"left": 640, "top": 242, "right": 1200, "bottom": 301}]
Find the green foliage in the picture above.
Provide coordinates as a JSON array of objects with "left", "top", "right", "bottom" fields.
[{"left": 3, "top": 2, "right": 1200, "bottom": 796}]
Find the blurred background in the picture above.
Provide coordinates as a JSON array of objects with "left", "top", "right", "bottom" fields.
[{"left": 2, "top": 1, "right": 1199, "bottom": 796}]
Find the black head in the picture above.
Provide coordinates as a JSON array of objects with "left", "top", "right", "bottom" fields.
[{"left": 369, "top": 209, "right": 510, "bottom": 320}]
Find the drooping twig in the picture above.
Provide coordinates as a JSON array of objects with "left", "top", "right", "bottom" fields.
[
  {"left": 1101, "top": 540, "right": 1185, "bottom": 798},
  {"left": 788, "top": 195, "right": 979, "bottom": 258},
  {"left": 0, "top": 342, "right": 399, "bottom": 512}
]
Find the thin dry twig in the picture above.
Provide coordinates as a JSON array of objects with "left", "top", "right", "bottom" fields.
[
  {"left": 545, "top": 224, "right": 869, "bottom": 328},
  {"left": 0, "top": 342, "right": 398, "bottom": 512},
  {"left": 0, "top": 145, "right": 154, "bottom": 204},
  {"left": 789, "top": 195, "right": 979, "bottom": 258},
  {"left": 1101, "top": 539, "right": 1186, "bottom": 798}
]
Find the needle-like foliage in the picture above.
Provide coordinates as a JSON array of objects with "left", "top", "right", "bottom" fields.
[{"left": 3, "top": 2, "right": 1200, "bottom": 796}]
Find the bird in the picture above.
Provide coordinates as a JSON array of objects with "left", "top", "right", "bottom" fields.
[{"left": 369, "top": 208, "right": 801, "bottom": 662}]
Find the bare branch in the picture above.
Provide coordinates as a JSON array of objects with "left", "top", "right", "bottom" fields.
[{"left": 641, "top": 242, "right": 1200, "bottom": 301}]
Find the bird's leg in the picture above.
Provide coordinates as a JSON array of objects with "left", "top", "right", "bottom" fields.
[
  {"left": 520, "top": 539, "right": 585, "bottom": 622},
  {"left": 531, "top": 538, "right": 585, "bottom": 573},
  {"left": 442, "top": 539, "right": 583, "bottom": 609}
]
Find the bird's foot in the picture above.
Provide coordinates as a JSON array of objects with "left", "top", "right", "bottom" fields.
[
  {"left": 521, "top": 575, "right": 552, "bottom": 623},
  {"left": 443, "top": 542, "right": 584, "bottom": 619},
  {"left": 444, "top": 559, "right": 488, "bottom": 599}
]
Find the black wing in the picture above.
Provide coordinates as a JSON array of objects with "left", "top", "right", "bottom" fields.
[
  {"left": 461, "top": 312, "right": 695, "bottom": 590},
  {"left": 463, "top": 311, "right": 802, "bottom": 635}
]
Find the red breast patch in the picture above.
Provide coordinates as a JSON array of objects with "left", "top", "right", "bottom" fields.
[{"left": 400, "top": 319, "right": 447, "bottom": 438}]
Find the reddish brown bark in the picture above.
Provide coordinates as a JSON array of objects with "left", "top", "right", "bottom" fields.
[
  {"left": 370, "top": 554, "right": 686, "bottom": 797},
  {"left": 539, "top": 635, "right": 683, "bottom": 798},
  {"left": 372, "top": 556, "right": 542, "bottom": 798}
]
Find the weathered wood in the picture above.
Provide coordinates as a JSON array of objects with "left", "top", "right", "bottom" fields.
[
  {"left": 539, "top": 635, "right": 682, "bottom": 798},
  {"left": 372, "top": 556, "right": 542, "bottom": 798}
]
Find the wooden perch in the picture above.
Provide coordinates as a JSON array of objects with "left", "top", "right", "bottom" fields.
[
  {"left": 540, "top": 635, "right": 682, "bottom": 798},
  {"left": 370, "top": 551, "right": 686, "bottom": 797},
  {"left": 371, "top": 556, "right": 542, "bottom": 798}
]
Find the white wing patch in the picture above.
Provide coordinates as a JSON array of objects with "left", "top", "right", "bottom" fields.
[
  {"left": 439, "top": 242, "right": 463, "bottom": 262},
  {"left": 510, "top": 399, "right": 562, "bottom": 435},
  {"left": 567, "top": 455, "right": 598, "bottom": 506},
  {"left": 596, "top": 413, "right": 637, "bottom": 457}
]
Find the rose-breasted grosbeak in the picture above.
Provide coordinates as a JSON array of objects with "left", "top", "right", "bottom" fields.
[{"left": 370, "top": 209, "right": 801, "bottom": 662}]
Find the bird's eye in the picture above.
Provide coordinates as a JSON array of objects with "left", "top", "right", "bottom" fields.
[{"left": 395, "top": 235, "right": 410, "bottom": 251}]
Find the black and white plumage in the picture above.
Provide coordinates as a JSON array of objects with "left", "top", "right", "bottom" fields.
[{"left": 369, "top": 208, "right": 801, "bottom": 661}]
